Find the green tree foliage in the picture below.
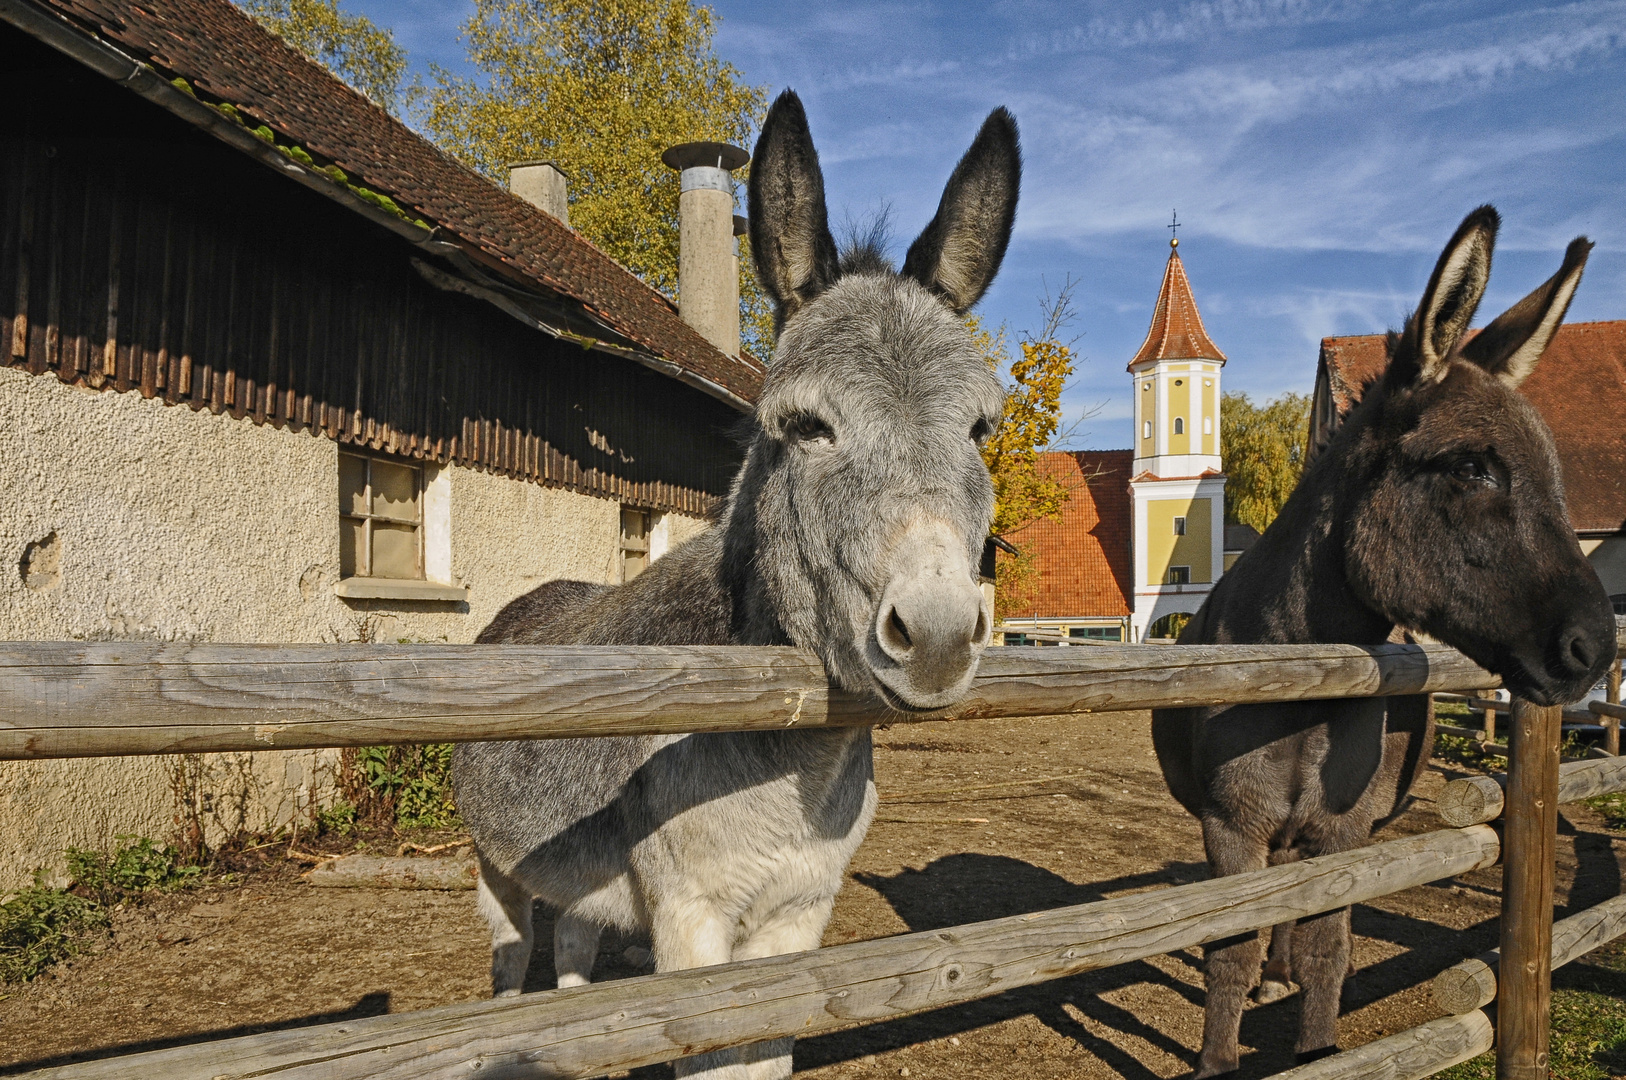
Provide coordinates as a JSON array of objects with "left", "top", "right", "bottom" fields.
[
  {"left": 419, "top": 0, "right": 774, "bottom": 356},
  {"left": 244, "top": 0, "right": 409, "bottom": 114},
  {"left": 1221, "top": 391, "right": 1311, "bottom": 532}
]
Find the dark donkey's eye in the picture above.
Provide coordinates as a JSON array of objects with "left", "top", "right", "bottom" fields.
[
  {"left": 1448, "top": 456, "right": 1495, "bottom": 485},
  {"left": 784, "top": 413, "right": 835, "bottom": 444},
  {"left": 971, "top": 417, "right": 995, "bottom": 445}
]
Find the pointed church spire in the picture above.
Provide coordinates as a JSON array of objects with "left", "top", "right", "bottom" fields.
[{"left": 1128, "top": 238, "right": 1227, "bottom": 370}]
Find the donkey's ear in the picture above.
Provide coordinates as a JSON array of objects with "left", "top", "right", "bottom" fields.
[
  {"left": 747, "top": 90, "right": 840, "bottom": 327},
  {"left": 901, "top": 108, "right": 1021, "bottom": 314},
  {"left": 1460, "top": 237, "right": 1590, "bottom": 388},
  {"left": 1389, "top": 206, "right": 1498, "bottom": 389}
]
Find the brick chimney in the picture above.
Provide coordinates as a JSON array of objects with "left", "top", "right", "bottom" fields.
[
  {"left": 507, "top": 160, "right": 570, "bottom": 226},
  {"left": 662, "top": 141, "right": 749, "bottom": 357}
]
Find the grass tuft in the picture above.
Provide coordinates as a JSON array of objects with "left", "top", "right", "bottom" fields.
[{"left": 0, "top": 876, "right": 107, "bottom": 984}]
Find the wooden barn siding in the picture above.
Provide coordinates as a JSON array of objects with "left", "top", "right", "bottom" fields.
[{"left": 0, "top": 49, "right": 742, "bottom": 516}]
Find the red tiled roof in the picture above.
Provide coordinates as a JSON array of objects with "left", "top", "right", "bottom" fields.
[
  {"left": 1129, "top": 243, "right": 1227, "bottom": 369},
  {"left": 1006, "top": 451, "right": 1134, "bottom": 618},
  {"left": 1317, "top": 321, "right": 1626, "bottom": 534},
  {"left": 23, "top": 0, "right": 763, "bottom": 404}
]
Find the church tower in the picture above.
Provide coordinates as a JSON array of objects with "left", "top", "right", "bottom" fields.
[{"left": 1128, "top": 236, "right": 1228, "bottom": 641}]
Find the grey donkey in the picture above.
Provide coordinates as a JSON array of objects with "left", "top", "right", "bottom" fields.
[
  {"left": 454, "top": 89, "right": 1020, "bottom": 1078},
  {"left": 1153, "top": 207, "right": 1617, "bottom": 1077}
]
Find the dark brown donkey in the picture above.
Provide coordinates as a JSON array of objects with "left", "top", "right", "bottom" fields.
[{"left": 1152, "top": 206, "right": 1617, "bottom": 1078}]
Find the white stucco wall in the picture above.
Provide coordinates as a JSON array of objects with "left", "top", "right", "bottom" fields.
[
  {"left": 0, "top": 366, "right": 708, "bottom": 889},
  {"left": 1582, "top": 536, "right": 1626, "bottom": 601}
]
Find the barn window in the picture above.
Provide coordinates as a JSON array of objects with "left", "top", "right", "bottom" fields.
[
  {"left": 340, "top": 452, "right": 423, "bottom": 580},
  {"left": 1173, "top": 417, "right": 1184, "bottom": 435},
  {"left": 1173, "top": 516, "right": 1186, "bottom": 535},
  {"left": 1167, "top": 565, "right": 1191, "bottom": 585},
  {"left": 1613, "top": 594, "right": 1626, "bottom": 616},
  {"left": 621, "top": 507, "right": 652, "bottom": 582}
]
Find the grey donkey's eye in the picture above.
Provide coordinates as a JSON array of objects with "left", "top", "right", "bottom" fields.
[
  {"left": 971, "top": 417, "right": 995, "bottom": 445},
  {"left": 784, "top": 413, "right": 835, "bottom": 444}
]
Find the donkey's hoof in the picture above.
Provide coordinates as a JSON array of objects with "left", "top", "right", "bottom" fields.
[
  {"left": 1295, "top": 1045, "right": 1339, "bottom": 1065},
  {"left": 494, "top": 988, "right": 523, "bottom": 999},
  {"left": 1253, "top": 978, "right": 1296, "bottom": 1004}
]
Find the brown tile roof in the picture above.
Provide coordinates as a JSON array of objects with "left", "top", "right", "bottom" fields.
[
  {"left": 1317, "top": 321, "right": 1626, "bottom": 534},
  {"left": 23, "top": 0, "right": 763, "bottom": 405},
  {"left": 1006, "top": 451, "right": 1134, "bottom": 619},
  {"left": 1129, "top": 243, "right": 1227, "bottom": 369}
]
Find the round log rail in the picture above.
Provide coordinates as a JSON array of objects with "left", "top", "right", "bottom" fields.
[
  {"left": 1268, "top": 1010, "right": 1494, "bottom": 1080},
  {"left": 15, "top": 826, "right": 1498, "bottom": 1080},
  {"left": 0, "top": 640, "right": 1521, "bottom": 760},
  {"left": 1435, "top": 754, "right": 1626, "bottom": 827},
  {"left": 1433, "top": 893, "right": 1626, "bottom": 1015}
]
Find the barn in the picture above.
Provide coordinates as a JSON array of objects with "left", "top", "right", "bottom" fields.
[
  {"left": 1313, "top": 324, "right": 1626, "bottom": 612},
  {"left": 0, "top": 0, "right": 760, "bottom": 887}
]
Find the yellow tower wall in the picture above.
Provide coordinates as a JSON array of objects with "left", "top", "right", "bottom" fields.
[{"left": 1146, "top": 496, "right": 1213, "bottom": 584}]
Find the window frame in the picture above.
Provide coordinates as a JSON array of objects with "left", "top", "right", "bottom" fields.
[
  {"left": 339, "top": 451, "right": 425, "bottom": 581},
  {"left": 1167, "top": 565, "right": 1191, "bottom": 585},
  {"left": 620, "top": 506, "right": 652, "bottom": 583},
  {"left": 1173, "top": 516, "right": 1187, "bottom": 536},
  {"left": 1173, "top": 416, "right": 1184, "bottom": 435}
]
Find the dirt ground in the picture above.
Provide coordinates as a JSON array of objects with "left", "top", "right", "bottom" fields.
[{"left": 3, "top": 711, "right": 1624, "bottom": 1079}]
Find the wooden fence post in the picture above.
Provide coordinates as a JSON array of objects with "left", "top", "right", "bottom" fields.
[
  {"left": 1497, "top": 699, "right": 1561, "bottom": 1080},
  {"left": 1609, "top": 660, "right": 1622, "bottom": 757}
]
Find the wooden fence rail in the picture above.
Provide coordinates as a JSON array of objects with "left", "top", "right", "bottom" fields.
[
  {"left": 19, "top": 825, "right": 1500, "bottom": 1080},
  {"left": 0, "top": 639, "right": 1524, "bottom": 760}
]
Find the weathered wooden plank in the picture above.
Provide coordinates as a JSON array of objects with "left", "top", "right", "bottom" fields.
[
  {"left": 1432, "top": 893, "right": 1626, "bottom": 1014},
  {"left": 0, "top": 640, "right": 1512, "bottom": 760},
  {"left": 1269, "top": 1010, "right": 1493, "bottom": 1080},
  {"left": 16, "top": 825, "right": 1498, "bottom": 1080},
  {"left": 1435, "top": 755, "right": 1626, "bottom": 827},
  {"left": 1499, "top": 700, "right": 1561, "bottom": 1080}
]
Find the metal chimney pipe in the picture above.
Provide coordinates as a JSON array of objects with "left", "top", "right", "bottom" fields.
[
  {"left": 507, "top": 160, "right": 570, "bottom": 226},
  {"left": 662, "top": 141, "right": 749, "bottom": 358}
]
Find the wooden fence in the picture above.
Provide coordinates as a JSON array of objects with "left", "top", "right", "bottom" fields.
[{"left": 3, "top": 625, "right": 1624, "bottom": 1080}]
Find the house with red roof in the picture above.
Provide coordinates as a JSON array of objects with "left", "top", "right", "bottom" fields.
[
  {"left": 0, "top": 0, "right": 757, "bottom": 886},
  {"left": 1313, "top": 325, "right": 1626, "bottom": 612},
  {"left": 1002, "top": 238, "right": 1249, "bottom": 643}
]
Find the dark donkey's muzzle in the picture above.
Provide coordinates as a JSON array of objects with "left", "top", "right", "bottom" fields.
[{"left": 1500, "top": 572, "right": 1618, "bottom": 707}]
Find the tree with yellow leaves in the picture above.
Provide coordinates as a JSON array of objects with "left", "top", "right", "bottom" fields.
[
  {"left": 972, "top": 281, "right": 1086, "bottom": 618},
  {"left": 418, "top": 0, "right": 775, "bottom": 356},
  {"left": 245, "top": 0, "right": 408, "bottom": 115}
]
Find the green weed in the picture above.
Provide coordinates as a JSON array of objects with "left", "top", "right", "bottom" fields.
[
  {"left": 1584, "top": 791, "right": 1626, "bottom": 830},
  {"left": 314, "top": 800, "right": 359, "bottom": 836},
  {"left": 350, "top": 744, "right": 458, "bottom": 830},
  {"left": 0, "top": 875, "right": 107, "bottom": 984},
  {"left": 64, "top": 835, "right": 202, "bottom": 903}
]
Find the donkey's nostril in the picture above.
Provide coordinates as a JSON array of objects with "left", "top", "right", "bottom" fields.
[
  {"left": 1563, "top": 627, "right": 1598, "bottom": 674},
  {"left": 888, "top": 608, "right": 913, "bottom": 649}
]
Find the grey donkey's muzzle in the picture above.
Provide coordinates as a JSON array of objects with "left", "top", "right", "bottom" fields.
[{"left": 866, "top": 518, "right": 992, "bottom": 710}]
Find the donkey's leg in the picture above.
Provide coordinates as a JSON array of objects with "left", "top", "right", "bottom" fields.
[
  {"left": 552, "top": 909, "right": 602, "bottom": 989},
  {"left": 1196, "top": 816, "right": 1270, "bottom": 1079},
  {"left": 667, "top": 901, "right": 831, "bottom": 1080},
  {"left": 1290, "top": 904, "right": 1351, "bottom": 1061},
  {"left": 475, "top": 859, "right": 534, "bottom": 998},
  {"left": 1256, "top": 848, "right": 1304, "bottom": 1004},
  {"left": 1256, "top": 921, "right": 1296, "bottom": 1003}
]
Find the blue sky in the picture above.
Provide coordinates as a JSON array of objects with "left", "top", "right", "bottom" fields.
[{"left": 349, "top": 0, "right": 1626, "bottom": 450}]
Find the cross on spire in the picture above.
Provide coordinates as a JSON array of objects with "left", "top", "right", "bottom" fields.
[{"left": 1168, "top": 210, "right": 1180, "bottom": 247}]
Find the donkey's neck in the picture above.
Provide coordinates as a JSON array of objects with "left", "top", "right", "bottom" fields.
[{"left": 1204, "top": 470, "right": 1391, "bottom": 647}]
